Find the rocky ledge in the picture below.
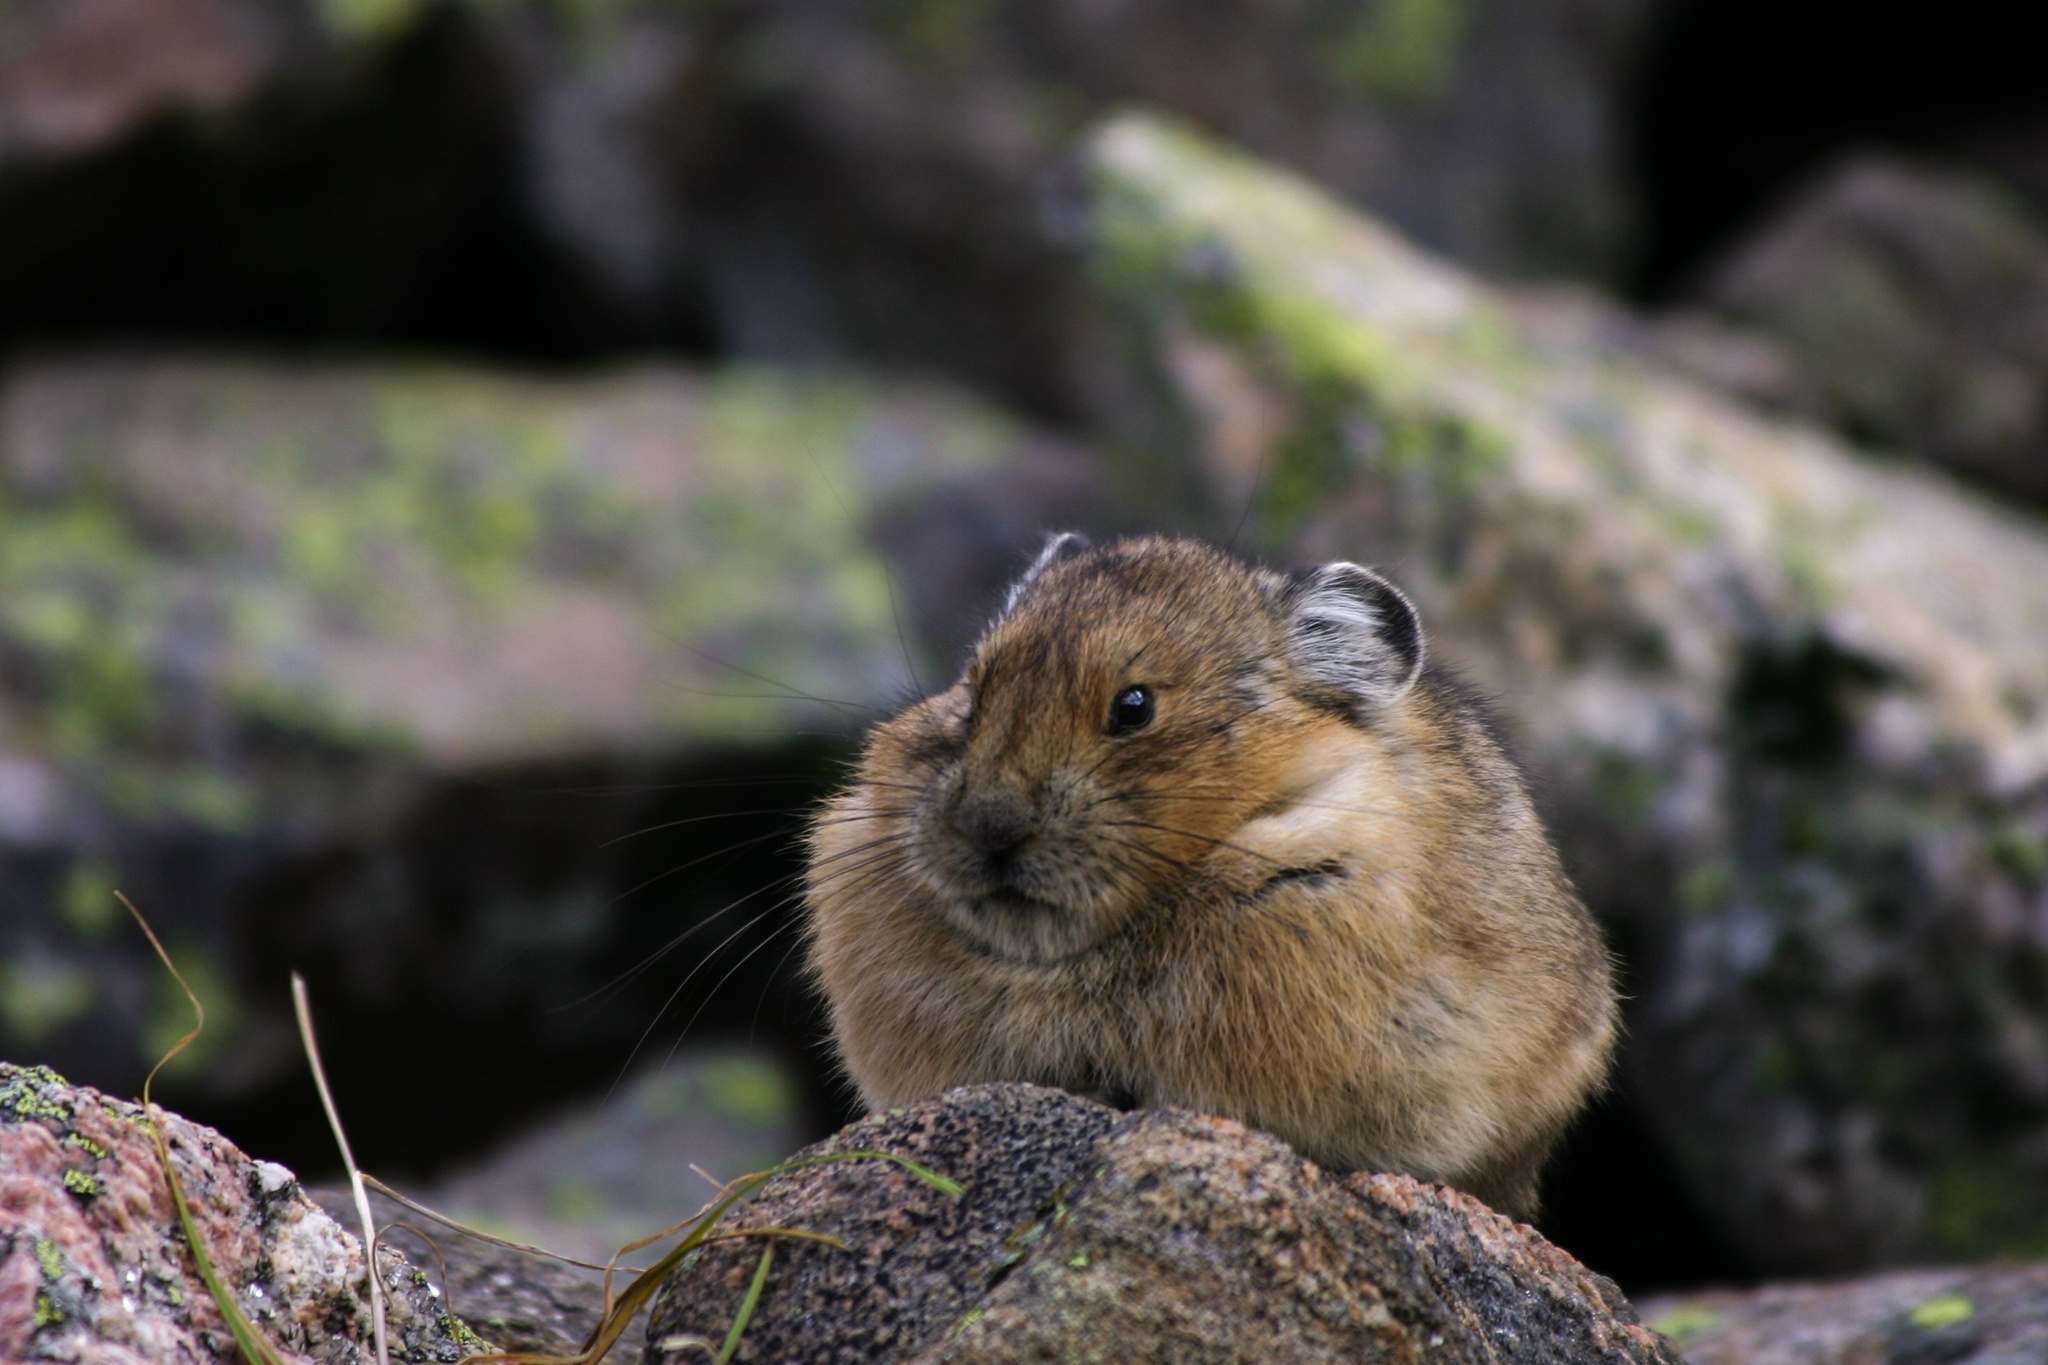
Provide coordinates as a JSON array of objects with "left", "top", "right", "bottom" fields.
[
  {"left": 645, "top": 1083, "right": 1681, "bottom": 1364},
  {"left": 21, "top": 1057, "right": 2048, "bottom": 1364},
  {"left": 4, "top": 1061, "right": 1677, "bottom": 1364}
]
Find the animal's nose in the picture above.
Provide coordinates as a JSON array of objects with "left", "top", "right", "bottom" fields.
[{"left": 953, "top": 791, "right": 1034, "bottom": 856}]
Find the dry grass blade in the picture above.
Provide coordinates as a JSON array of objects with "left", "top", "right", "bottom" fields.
[
  {"left": 119, "top": 892, "right": 288, "bottom": 1365},
  {"left": 293, "top": 973, "right": 390, "bottom": 1365},
  {"left": 462, "top": 1148, "right": 961, "bottom": 1365},
  {"left": 362, "top": 1175, "right": 652, "bottom": 1275}
]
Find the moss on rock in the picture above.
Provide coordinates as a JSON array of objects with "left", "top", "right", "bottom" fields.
[{"left": 0, "top": 359, "right": 1030, "bottom": 819}]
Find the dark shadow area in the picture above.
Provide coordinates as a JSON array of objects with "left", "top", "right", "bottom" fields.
[
  {"left": 1540, "top": 1083, "right": 1759, "bottom": 1295},
  {"left": 1627, "top": 0, "right": 2048, "bottom": 300},
  {"left": 0, "top": 8, "right": 715, "bottom": 367},
  {"left": 160, "top": 742, "right": 855, "bottom": 1185},
  {"left": 1729, "top": 634, "right": 1892, "bottom": 769},
  {"left": 1534, "top": 837, "right": 1762, "bottom": 1295}
]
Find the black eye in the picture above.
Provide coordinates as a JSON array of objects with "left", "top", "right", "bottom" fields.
[{"left": 1106, "top": 685, "right": 1154, "bottom": 737}]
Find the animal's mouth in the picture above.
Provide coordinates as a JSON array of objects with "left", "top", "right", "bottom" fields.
[{"left": 971, "top": 885, "right": 1061, "bottom": 918}]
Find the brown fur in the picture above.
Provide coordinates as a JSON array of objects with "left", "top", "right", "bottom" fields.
[{"left": 804, "top": 537, "right": 1616, "bottom": 1217}]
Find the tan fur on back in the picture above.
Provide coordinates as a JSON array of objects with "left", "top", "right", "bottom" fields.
[{"left": 805, "top": 537, "right": 1616, "bottom": 1217}]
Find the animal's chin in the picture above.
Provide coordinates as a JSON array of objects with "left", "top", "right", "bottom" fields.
[{"left": 934, "top": 882, "right": 1112, "bottom": 965}]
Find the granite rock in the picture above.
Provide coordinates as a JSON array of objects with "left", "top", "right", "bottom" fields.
[
  {"left": 0, "top": 1060, "right": 482, "bottom": 1363},
  {"left": 645, "top": 1083, "right": 1681, "bottom": 1364}
]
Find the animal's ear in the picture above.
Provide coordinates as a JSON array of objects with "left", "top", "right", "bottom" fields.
[
  {"left": 1280, "top": 562, "right": 1424, "bottom": 708},
  {"left": 1001, "top": 531, "right": 1093, "bottom": 615}
]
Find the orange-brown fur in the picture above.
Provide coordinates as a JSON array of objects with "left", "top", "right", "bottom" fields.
[{"left": 805, "top": 536, "right": 1615, "bottom": 1216}]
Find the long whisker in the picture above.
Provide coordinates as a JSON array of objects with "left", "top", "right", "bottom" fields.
[
  {"left": 804, "top": 828, "right": 919, "bottom": 874},
  {"left": 665, "top": 916, "right": 806, "bottom": 1066},
  {"left": 807, "top": 845, "right": 919, "bottom": 902},
  {"left": 455, "top": 773, "right": 834, "bottom": 798},
  {"left": 808, "top": 805, "right": 920, "bottom": 827},
  {"left": 561, "top": 871, "right": 799, "bottom": 1015},
  {"left": 1086, "top": 789, "right": 1405, "bottom": 821},
  {"left": 1096, "top": 818, "right": 1286, "bottom": 864},
  {"left": 599, "top": 807, "right": 815, "bottom": 850},
  {"left": 748, "top": 927, "right": 810, "bottom": 1048},
  {"left": 613, "top": 894, "right": 798, "bottom": 1091},
  {"left": 654, "top": 646, "right": 888, "bottom": 719},
  {"left": 795, "top": 427, "right": 928, "bottom": 702},
  {"left": 807, "top": 844, "right": 920, "bottom": 905},
  {"left": 589, "top": 826, "right": 796, "bottom": 918},
  {"left": 1100, "top": 835, "right": 1196, "bottom": 877}
]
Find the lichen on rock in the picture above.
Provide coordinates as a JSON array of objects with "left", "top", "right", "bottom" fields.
[
  {"left": 0, "top": 1060, "right": 482, "bottom": 1363},
  {"left": 0, "top": 359, "right": 1028, "bottom": 799}
]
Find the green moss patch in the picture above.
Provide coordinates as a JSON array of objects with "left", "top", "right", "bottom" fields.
[{"left": 0, "top": 361, "right": 1019, "bottom": 820}]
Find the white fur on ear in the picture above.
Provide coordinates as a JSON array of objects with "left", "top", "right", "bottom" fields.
[
  {"left": 1281, "top": 562, "right": 1425, "bottom": 707},
  {"left": 1001, "top": 531, "right": 1093, "bottom": 615}
]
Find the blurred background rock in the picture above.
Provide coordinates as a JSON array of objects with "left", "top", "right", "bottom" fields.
[{"left": 4, "top": 0, "right": 2048, "bottom": 1314}]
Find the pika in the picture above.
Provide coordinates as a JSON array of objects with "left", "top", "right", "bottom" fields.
[{"left": 805, "top": 534, "right": 1615, "bottom": 1216}]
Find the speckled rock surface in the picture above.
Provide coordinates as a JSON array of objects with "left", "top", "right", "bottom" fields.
[
  {"left": 0, "top": 1061, "right": 483, "bottom": 1364},
  {"left": 644, "top": 1083, "right": 1679, "bottom": 1364},
  {"left": 1077, "top": 112, "right": 2048, "bottom": 1274},
  {"left": 1640, "top": 1261, "right": 2048, "bottom": 1364}
]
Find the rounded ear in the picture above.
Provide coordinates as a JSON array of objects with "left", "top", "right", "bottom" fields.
[
  {"left": 1001, "top": 531, "right": 1093, "bottom": 616},
  {"left": 1280, "top": 562, "right": 1424, "bottom": 708}
]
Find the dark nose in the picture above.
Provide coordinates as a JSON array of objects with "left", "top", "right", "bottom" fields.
[{"left": 952, "top": 791, "right": 1034, "bottom": 857}]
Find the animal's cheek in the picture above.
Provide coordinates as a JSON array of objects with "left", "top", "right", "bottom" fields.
[
  {"left": 1044, "top": 767, "right": 1121, "bottom": 815},
  {"left": 890, "top": 686, "right": 970, "bottom": 757},
  {"left": 912, "top": 798, "right": 966, "bottom": 872},
  {"left": 915, "top": 762, "right": 965, "bottom": 815}
]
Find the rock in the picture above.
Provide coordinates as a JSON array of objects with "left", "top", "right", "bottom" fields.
[
  {"left": 399, "top": 1051, "right": 806, "bottom": 1269},
  {"left": 297, "top": 1048, "right": 811, "bottom": 1354},
  {"left": 0, "top": 0, "right": 320, "bottom": 170},
  {"left": 1072, "top": 113, "right": 2048, "bottom": 1274},
  {"left": 495, "top": 0, "right": 1651, "bottom": 417},
  {"left": 1638, "top": 312, "right": 1801, "bottom": 415},
  {"left": 0, "top": 357, "right": 1109, "bottom": 1161},
  {"left": 1640, "top": 1262, "right": 2048, "bottom": 1364},
  {"left": 6, "top": 0, "right": 1652, "bottom": 417},
  {"left": 312, "top": 1186, "right": 611, "bottom": 1359},
  {"left": 0, "top": 358, "right": 1026, "bottom": 774},
  {"left": 0, "top": 7, "right": 629, "bottom": 366},
  {"left": 1689, "top": 155, "right": 2048, "bottom": 507},
  {"left": 645, "top": 1083, "right": 1680, "bottom": 1364},
  {"left": 0, "top": 1060, "right": 483, "bottom": 1362}
]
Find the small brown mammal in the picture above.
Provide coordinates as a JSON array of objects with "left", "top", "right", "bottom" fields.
[{"left": 805, "top": 534, "right": 1615, "bottom": 1216}]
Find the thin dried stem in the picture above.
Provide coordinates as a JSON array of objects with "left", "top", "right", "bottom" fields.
[{"left": 293, "top": 974, "right": 389, "bottom": 1365}]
